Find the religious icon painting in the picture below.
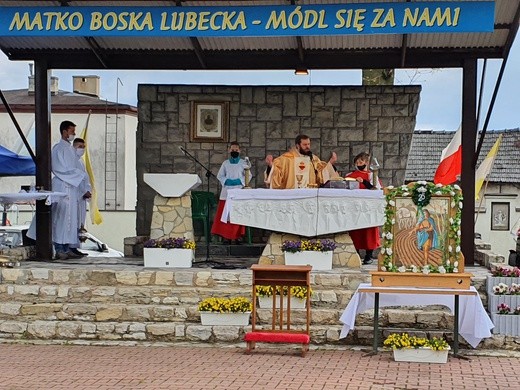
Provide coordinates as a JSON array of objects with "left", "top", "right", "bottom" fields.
[
  {"left": 190, "top": 101, "right": 229, "bottom": 142},
  {"left": 491, "top": 202, "right": 510, "bottom": 231},
  {"left": 380, "top": 182, "right": 464, "bottom": 274},
  {"left": 393, "top": 197, "right": 450, "bottom": 269}
]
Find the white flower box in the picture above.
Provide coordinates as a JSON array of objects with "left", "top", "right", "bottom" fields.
[
  {"left": 143, "top": 248, "right": 193, "bottom": 268},
  {"left": 199, "top": 312, "right": 251, "bottom": 326},
  {"left": 487, "top": 295, "right": 520, "bottom": 313},
  {"left": 284, "top": 251, "right": 333, "bottom": 270},
  {"left": 486, "top": 276, "right": 520, "bottom": 296},
  {"left": 392, "top": 347, "right": 450, "bottom": 364},
  {"left": 491, "top": 313, "right": 520, "bottom": 336},
  {"left": 258, "top": 296, "right": 306, "bottom": 309}
]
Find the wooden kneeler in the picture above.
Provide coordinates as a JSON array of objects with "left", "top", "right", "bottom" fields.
[{"left": 244, "top": 264, "right": 312, "bottom": 357}]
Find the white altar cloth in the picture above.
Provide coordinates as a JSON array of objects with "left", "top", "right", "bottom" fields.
[
  {"left": 339, "top": 283, "right": 494, "bottom": 348},
  {"left": 222, "top": 188, "right": 385, "bottom": 237}
]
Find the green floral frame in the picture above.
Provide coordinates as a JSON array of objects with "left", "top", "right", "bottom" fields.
[{"left": 379, "top": 181, "right": 463, "bottom": 274}]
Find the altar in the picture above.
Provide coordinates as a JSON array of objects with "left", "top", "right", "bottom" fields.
[{"left": 222, "top": 188, "right": 385, "bottom": 237}]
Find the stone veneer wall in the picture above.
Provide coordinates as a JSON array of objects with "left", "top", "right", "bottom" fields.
[
  {"left": 259, "top": 233, "right": 361, "bottom": 268},
  {"left": 149, "top": 194, "right": 193, "bottom": 240},
  {"left": 137, "top": 85, "right": 420, "bottom": 235}
]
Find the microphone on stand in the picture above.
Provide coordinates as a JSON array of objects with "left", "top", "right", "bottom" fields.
[{"left": 307, "top": 150, "right": 320, "bottom": 186}]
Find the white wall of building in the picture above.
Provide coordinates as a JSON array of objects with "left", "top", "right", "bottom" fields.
[
  {"left": 0, "top": 111, "right": 137, "bottom": 212},
  {"left": 0, "top": 108, "right": 137, "bottom": 252},
  {"left": 475, "top": 183, "right": 520, "bottom": 259}
]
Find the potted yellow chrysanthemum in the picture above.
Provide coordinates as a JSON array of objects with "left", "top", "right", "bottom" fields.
[
  {"left": 255, "top": 285, "right": 312, "bottom": 309},
  {"left": 198, "top": 297, "right": 252, "bottom": 326},
  {"left": 384, "top": 333, "right": 450, "bottom": 363}
]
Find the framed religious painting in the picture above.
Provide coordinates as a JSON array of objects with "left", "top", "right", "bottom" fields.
[
  {"left": 190, "top": 101, "right": 229, "bottom": 142},
  {"left": 491, "top": 202, "right": 510, "bottom": 231},
  {"left": 371, "top": 182, "right": 472, "bottom": 289}
]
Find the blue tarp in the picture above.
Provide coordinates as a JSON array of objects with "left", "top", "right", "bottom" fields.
[{"left": 0, "top": 145, "right": 35, "bottom": 176}]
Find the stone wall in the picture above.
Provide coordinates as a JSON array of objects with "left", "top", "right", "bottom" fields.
[
  {"left": 137, "top": 85, "right": 421, "bottom": 235},
  {"left": 259, "top": 233, "right": 361, "bottom": 268}
]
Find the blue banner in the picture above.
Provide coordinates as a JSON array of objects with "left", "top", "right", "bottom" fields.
[{"left": 0, "top": 2, "right": 494, "bottom": 37}]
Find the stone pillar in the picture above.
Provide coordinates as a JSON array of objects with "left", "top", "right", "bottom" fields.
[
  {"left": 259, "top": 232, "right": 361, "bottom": 268},
  {"left": 149, "top": 193, "right": 194, "bottom": 240}
]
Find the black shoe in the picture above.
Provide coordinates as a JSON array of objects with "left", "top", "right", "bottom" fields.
[
  {"left": 70, "top": 248, "right": 87, "bottom": 257},
  {"left": 362, "top": 258, "right": 374, "bottom": 265},
  {"left": 66, "top": 251, "right": 83, "bottom": 259}
]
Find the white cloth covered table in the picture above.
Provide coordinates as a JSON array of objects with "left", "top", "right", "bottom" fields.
[
  {"left": 339, "top": 283, "right": 494, "bottom": 348},
  {"left": 222, "top": 188, "right": 385, "bottom": 237},
  {"left": 0, "top": 191, "right": 67, "bottom": 206}
]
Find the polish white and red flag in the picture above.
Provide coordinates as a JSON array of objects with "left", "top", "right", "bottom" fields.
[{"left": 433, "top": 127, "right": 462, "bottom": 185}]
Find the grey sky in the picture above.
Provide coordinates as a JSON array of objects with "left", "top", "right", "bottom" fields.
[{"left": 0, "top": 36, "right": 518, "bottom": 132}]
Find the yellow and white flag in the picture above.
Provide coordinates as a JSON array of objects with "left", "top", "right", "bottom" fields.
[
  {"left": 475, "top": 134, "right": 502, "bottom": 200},
  {"left": 79, "top": 111, "right": 103, "bottom": 225}
]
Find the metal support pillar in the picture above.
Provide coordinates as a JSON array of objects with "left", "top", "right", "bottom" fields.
[
  {"left": 34, "top": 60, "right": 53, "bottom": 260},
  {"left": 461, "top": 59, "right": 478, "bottom": 267}
]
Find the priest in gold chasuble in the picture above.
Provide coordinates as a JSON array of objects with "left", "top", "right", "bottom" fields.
[{"left": 270, "top": 134, "right": 337, "bottom": 189}]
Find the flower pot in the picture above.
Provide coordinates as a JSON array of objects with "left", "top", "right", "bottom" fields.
[
  {"left": 199, "top": 312, "right": 251, "bottom": 326},
  {"left": 284, "top": 251, "right": 333, "bottom": 270},
  {"left": 491, "top": 313, "right": 520, "bottom": 336},
  {"left": 486, "top": 276, "right": 520, "bottom": 296},
  {"left": 258, "top": 296, "right": 306, "bottom": 309},
  {"left": 143, "top": 248, "right": 193, "bottom": 268},
  {"left": 392, "top": 347, "right": 450, "bottom": 364},
  {"left": 487, "top": 294, "right": 520, "bottom": 313}
]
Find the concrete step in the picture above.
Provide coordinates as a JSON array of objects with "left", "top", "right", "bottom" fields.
[
  {"left": 0, "top": 266, "right": 371, "bottom": 288},
  {"left": 195, "top": 243, "right": 265, "bottom": 257},
  {"left": 0, "top": 283, "right": 354, "bottom": 309}
]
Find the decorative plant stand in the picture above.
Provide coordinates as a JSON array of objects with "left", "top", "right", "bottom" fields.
[
  {"left": 143, "top": 248, "right": 193, "bottom": 268},
  {"left": 200, "top": 312, "right": 251, "bottom": 326},
  {"left": 487, "top": 295, "right": 520, "bottom": 312},
  {"left": 392, "top": 347, "right": 450, "bottom": 364},
  {"left": 486, "top": 276, "right": 520, "bottom": 295},
  {"left": 491, "top": 314, "right": 520, "bottom": 336},
  {"left": 284, "top": 251, "right": 332, "bottom": 271},
  {"left": 258, "top": 296, "right": 306, "bottom": 309}
]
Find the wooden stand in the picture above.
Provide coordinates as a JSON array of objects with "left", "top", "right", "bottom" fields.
[
  {"left": 370, "top": 272, "right": 473, "bottom": 290},
  {"left": 245, "top": 264, "right": 312, "bottom": 357}
]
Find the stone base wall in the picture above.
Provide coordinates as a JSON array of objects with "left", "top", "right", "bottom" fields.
[
  {"left": 149, "top": 194, "right": 194, "bottom": 240},
  {"left": 0, "top": 246, "right": 35, "bottom": 261},
  {"left": 259, "top": 232, "right": 361, "bottom": 268},
  {"left": 475, "top": 238, "right": 506, "bottom": 269}
]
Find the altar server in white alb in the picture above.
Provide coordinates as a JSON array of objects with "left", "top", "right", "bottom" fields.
[
  {"left": 51, "top": 121, "right": 87, "bottom": 260},
  {"left": 211, "top": 141, "right": 251, "bottom": 244},
  {"left": 67, "top": 137, "right": 92, "bottom": 257}
]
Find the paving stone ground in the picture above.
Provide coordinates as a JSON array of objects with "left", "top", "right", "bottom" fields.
[{"left": 1, "top": 343, "right": 519, "bottom": 390}]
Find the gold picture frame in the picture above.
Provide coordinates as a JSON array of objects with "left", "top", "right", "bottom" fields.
[{"left": 190, "top": 101, "right": 229, "bottom": 142}]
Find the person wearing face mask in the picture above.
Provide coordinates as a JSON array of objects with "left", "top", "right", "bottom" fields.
[
  {"left": 49, "top": 121, "right": 87, "bottom": 260},
  {"left": 67, "top": 138, "right": 92, "bottom": 257},
  {"left": 211, "top": 141, "right": 251, "bottom": 244},
  {"left": 269, "top": 134, "right": 337, "bottom": 189},
  {"left": 345, "top": 152, "right": 382, "bottom": 265}
]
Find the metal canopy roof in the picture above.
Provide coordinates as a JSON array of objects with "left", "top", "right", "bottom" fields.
[{"left": 0, "top": 0, "right": 518, "bottom": 70}]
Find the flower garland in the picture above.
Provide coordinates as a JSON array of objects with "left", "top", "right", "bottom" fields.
[{"left": 380, "top": 181, "right": 463, "bottom": 274}]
